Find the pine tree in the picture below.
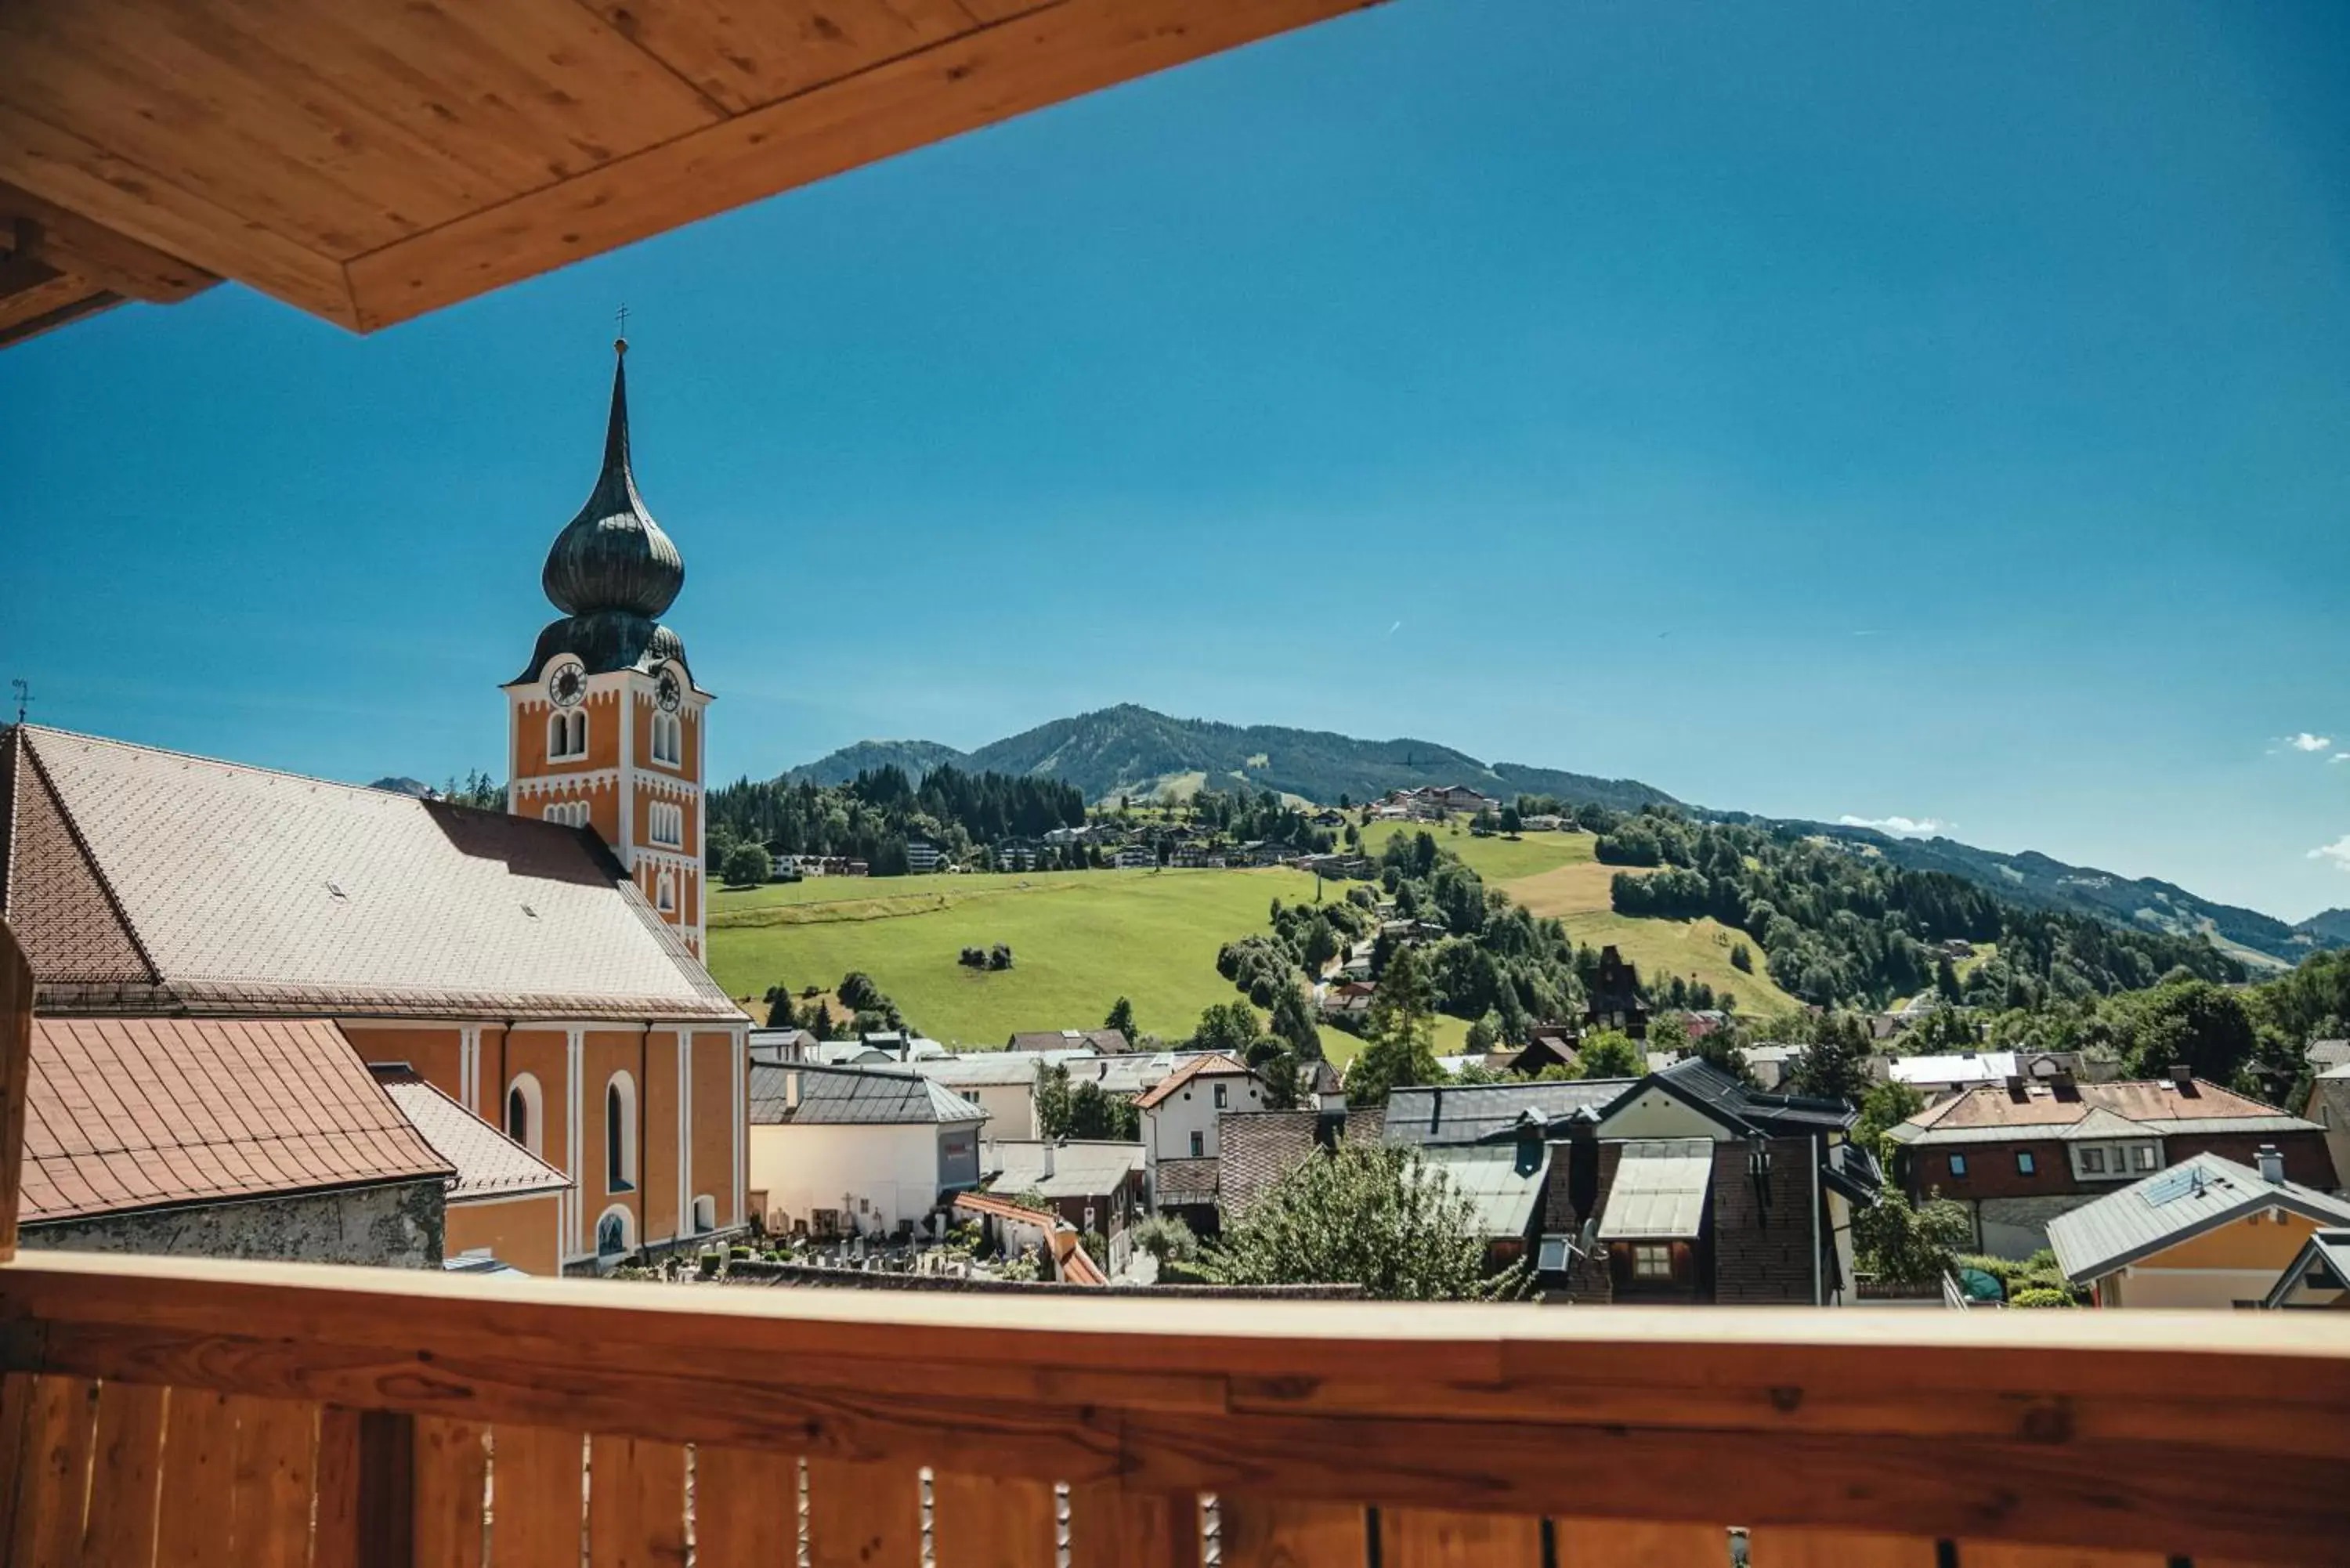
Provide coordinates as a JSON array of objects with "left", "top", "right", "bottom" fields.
[
  {"left": 1348, "top": 945, "right": 1441, "bottom": 1105},
  {"left": 1104, "top": 995, "right": 1137, "bottom": 1039}
]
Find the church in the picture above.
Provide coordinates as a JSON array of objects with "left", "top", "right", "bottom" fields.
[{"left": 0, "top": 339, "right": 749, "bottom": 1274}]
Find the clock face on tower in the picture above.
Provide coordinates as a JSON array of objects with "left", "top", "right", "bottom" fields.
[
  {"left": 547, "top": 657, "right": 588, "bottom": 709},
  {"left": 655, "top": 667, "right": 682, "bottom": 714}
]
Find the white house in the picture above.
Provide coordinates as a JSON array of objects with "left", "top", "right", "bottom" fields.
[
  {"left": 914, "top": 1050, "right": 1090, "bottom": 1140},
  {"left": 746, "top": 1062, "right": 985, "bottom": 1239},
  {"left": 1135, "top": 1053, "right": 1265, "bottom": 1216}
]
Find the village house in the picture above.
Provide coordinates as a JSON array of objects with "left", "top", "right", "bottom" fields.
[
  {"left": 913, "top": 1050, "right": 1079, "bottom": 1140},
  {"left": 16, "top": 1017, "right": 454, "bottom": 1267},
  {"left": 1007, "top": 1028, "right": 1131, "bottom": 1055},
  {"left": 983, "top": 1139, "right": 1148, "bottom": 1274},
  {"left": 1885, "top": 1070, "right": 2336, "bottom": 1257},
  {"left": 2261, "top": 1228, "right": 2350, "bottom": 1309},
  {"left": 1583, "top": 945, "right": 1652, "bottom": 1039},
  {"left": 746, "top": 1062, "right": 986, "bottom": 1240},
  {"left": 2300, "top": 1061, "right": 2350, "bottom": 1205},
  {"left": 992, "top": 837, "right": 1048, "bottom": 871},
  {"left": 1137, "top": 1053, "right": 1267, "bottom": 1230},
  {"left": 1887, "top": 1050, "right": 2087, "bottom": 1103},
  {"left": 2047, "top": 1149, "right": 2350, "bottom": 1309},
  {"left": 903, "top": 839, "right": 950, "bottom": 873}
]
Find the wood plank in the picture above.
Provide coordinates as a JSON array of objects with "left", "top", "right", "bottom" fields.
[
  {"left": 1220, "top": 1497, "right": 1366, "bottom": 1568},
  {"left": 11, "top": 1375, "right": 98, "bottom": 1568},
  {"left": 0, "top": 921, "right": 32, "bottom": 1261},
  {"left": 931, "top": 1470, "right": 1057, "bottom": 1567},
  {"left": 489, "top": 1425, "right": 586, "bottom": 1568},
  {"left": 1550, "top": 1519, "right": 1729, "bottom": 1566},
  {"left": 344, "top": 0, "right": 1380, "bottom": 329},
  {"left": 0, "top": 1372, "right": 34, "bottom": 1552},
  {"left": 0, "top": 179, "right": 215, "bottom": 301},
  {"left": 1065, "top": 1482, "right": 1196, "bottom": 1568},
  {"left": 1952, "top": 1549, "right": 2166, "bottom": 1567},
  {"left": 226, "top": 1396, "right": 316, "bottom": 1568},
  {"left": 803, "top": 1457, "right": 920, "bottom": 1568},
  {"left": 692, "top": 1445, "right": 797, "bottom": 1568},
  {"left": 580, "top": 0, "right": 977, "bottom": 114},
  {"left": 154, "top": 1387, "right": 237, "bottom": 1567},
  {"left": 1383, "top": 1508, "right": 1542, "bottom": 1567},
  {"left": 586, "top": 1433, "right": 686, "bottom": 1568},
  {"left": 1743, "top": 1527, "right": 1936, "bottom": 1567},
  {"left": 411, "top": 1416, "right": 486, "bottom": 1568},
  {"left": 81, "top": 1381, "right": 168, "bottom": 1568},
  {"left": 0, "top": 102, "right": 355, "bottom": 325}
]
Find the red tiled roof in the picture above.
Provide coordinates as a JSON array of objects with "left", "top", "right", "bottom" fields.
[
  {"left": 1061, "top": 1243, "right": 1107, "bottom": 1287},
  {"left": 1133, "top": 1052, "right": 1252, "bottom": 1110},
  {"left": 2, "top": 727, "right": 740, "bottom": 1022},
  {"left": 370, "top": 1066, "right": 570, "bottom": 1202},
  {"left": 953, "top": 1190, "right": 1058, "bottom": 1227},
  {"left": 1904, "top": 1078, "right": 2293, "bottom": 1133},
  {"left": 21, "top": 1017, "right": 454, "bottom": 1224}
]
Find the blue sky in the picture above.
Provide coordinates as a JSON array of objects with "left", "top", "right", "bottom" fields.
[{"left": 6, "top": 0, "right": 2348, "bottom": 921}]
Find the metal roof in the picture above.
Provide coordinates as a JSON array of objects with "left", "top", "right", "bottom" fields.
[
  {"left": 1648, "top": 1057, "right": 1856, "bottom": 1135},
  {"left": 2262, "top": 1230, "right": 2350, "bottom": 1308},
  {"left": 1383, "top": 1079, "right": 1634, "bottom": 1147},
  {"left": 2045, "top": 1153, "right": 2350, "bottom": 1284},
  {"left": 1420, "top": 1146, "right": 1549, "bottom": 1240},
  {"left": 1596, "top": 1140, "right": 1714, "bottom": 1241},
  {"left": 371, "top": 1067, "right": 569, "bottom": 1202},
  {"left": 986, "top": 1140, "right": 1144, "bottom": 1200},
  {"left": 747, "top": 1062, "right": 986, "bottom": 1127}
]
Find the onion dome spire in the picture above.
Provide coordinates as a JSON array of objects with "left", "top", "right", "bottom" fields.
[{"left": 540, "top": 338, "right": 685, "bottom": 620}]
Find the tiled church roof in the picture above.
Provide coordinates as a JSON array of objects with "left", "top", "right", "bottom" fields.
[{"left": 2, "top": 725, "right": 742, "bottom": 1022}]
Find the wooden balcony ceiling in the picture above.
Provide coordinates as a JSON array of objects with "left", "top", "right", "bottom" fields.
[{"left": 0, "top": 0, "right": 1375, "bottom": 349}]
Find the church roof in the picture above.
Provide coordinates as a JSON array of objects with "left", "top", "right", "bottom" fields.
[
  {"left": 512, "top": 341, "right": 697, "bottom": 686},
  {"left": 0, "top": 725, "right": 743, "bottom": 1023}
]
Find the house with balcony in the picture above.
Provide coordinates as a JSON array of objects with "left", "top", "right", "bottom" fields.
[
  {"left": 1886, "top": 1069, "right": 2337, "bottom": 1256},
  {"left": 2048, "top": 1147, "right": 2350, "bottom": 1309}
]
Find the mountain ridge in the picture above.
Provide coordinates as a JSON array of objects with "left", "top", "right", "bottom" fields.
[{"left": 775, "top": 704, "right": 2341, "bottom": 965}]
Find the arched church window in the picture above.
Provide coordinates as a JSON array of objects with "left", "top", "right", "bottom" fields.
[
  {"left": 504, "top": 1074, "right": 544, "bottom": 1156},
  {"left": 548, "top": 709, "right": 588, "bottom": 761},
  {"left": 596, "top": 1207, "right": 632, "bottom": 1259},
  {"left": 606, "top": 1072, "right": 638, "bottom": 1193},
  {"left": 656, "top": 869, "right": 677, "bottom": 912}
]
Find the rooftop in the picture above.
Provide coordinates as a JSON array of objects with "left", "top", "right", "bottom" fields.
[
  {"left": 747, "top": 1062, "right": 986, "bottom": 1127},
  {"left": 1383, "top": 1078, "right": 1632, "bottom": 1147},
  {"left": 985, "top": 1140, "right": 1144, "bottom": 1200},
  {"left": 1, "top": 726, "right": 741, "bottom": 1023},
  {"left": 1132, "top": 1052, "right": 1253, "bottom": 1111},
  {"left": 369, "top": 1066, "right": 570, "bottom": 1202},
  {"left": 1891, "top": 1077, "right": 2313, "bottom": 1145},
  {"left": 2046, "top": 1152, "right": 2350, "bottom": 1284},
  {"left": 20, "top": 1017, "right": 452, "bottom": 1225}
]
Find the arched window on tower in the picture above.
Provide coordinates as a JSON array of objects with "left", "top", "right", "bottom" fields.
[
  {"left": 606, "top": 1071, "right": 637, "bottom": 1193},
  {"left": 656, "top": 868, "right": 677, "bottom": 913},
  {"left": 652, "top": 711, "right": 682, "bottom": 766},
  {"left": 649, "top": 801, "right": 683, "bottom": 847},
  {"left": 548, "top": 709, "right": 588, "bottom": 761}
]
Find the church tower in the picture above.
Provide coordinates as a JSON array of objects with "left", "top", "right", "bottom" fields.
[{"left": 505, "top": 338, "right": 710, "bottom": 956}]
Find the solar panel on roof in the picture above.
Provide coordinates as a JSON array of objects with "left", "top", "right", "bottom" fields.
[{"left": 2140, "top": 1165, "right": 2207, "bottom": 1208}]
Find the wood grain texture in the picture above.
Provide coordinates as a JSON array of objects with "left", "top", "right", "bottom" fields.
[
  {"left": 0, "top": 921, "right": 31, "bottom": 1260},
  {"left": 226, "top": 1395, "right": 316, "bottom": 1568},
  {"left": 1383, "top": 1507, "right": 1543, "bottom": 1567},
  {"left": 1220, "top": 1497, "right": 1366, "bottom": 1568},
  {"left": 1065, "top": 1482, "right": 1197, "bottom": 1568},
  {"left": 83, "top": 1380, "right": 168, "bottom": 1568},
  {"left": 692, "top": 1444, "right": 797, "bottom": 1568},
  {"left": 587, "top": 1433, "right": 687, "bottom": 1568},
  {"left": 1951, "top": 1548, "right": 2165, "bottom": 1567},
  {"left": 11, "top": 1375, "right": 97, "bottom": 1568},
  {"left": 931, "top": 1470, "right": 1058, "bottom": 1568},
  {"left": 580, "top": 0, "right": 974, "bottom": 112},
  {"left": 154, "top": 1387, "right": 237, "bottom": 1568},
  {"left": 410, "top": 1416, "right": 486, "bottom": 1568},
  {"left": 1549, "top": 1519, "right": 1730, "bottom": 1566},
  {"left": 343, "top": 0, "right": 1379, "bottom": 328},
  {"left": 0, "top": 179, "right": 214, "bottom": 300},
  {"left": 803, "top": 1457, "right": 920, "bottom": 1568},
  {"left": 1743, "top": 1527, "right": 1936, "bottom": 1567},
  {"left": 493, "top": 1425, "right": 587, "bottom": 1568},
  {"left": 6, "top": 1252, "right": 2349, "bottom": 1564}
]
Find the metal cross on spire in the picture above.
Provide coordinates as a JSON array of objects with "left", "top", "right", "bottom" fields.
[
  {"left": 615, "top": 302, "right": 630, "bottom": 338},
  {"left": 9, "top": 678, "right": 29, "bottom": 725}
]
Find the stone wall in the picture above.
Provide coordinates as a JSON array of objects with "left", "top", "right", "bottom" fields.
[{"left": 20, "top": 1180, "right": 443, "bottom": 1268}]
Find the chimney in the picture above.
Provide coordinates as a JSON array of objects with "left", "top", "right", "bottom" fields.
[
  {"left": 2005, "top": 1075, "right": 2028, "bottom": 1101},
  {"left": 786, "top": 1071, "right": 801, "bottom": 1111},
  {"left": 2168, "top": 1064, "right": 2196, "bottom": 1095},
  {"left": 1429, "top": 1085, "right": 1444, "bottom": 1136},
  {"left": 1040, "top": 1141, "right": 1057, "bottom": 1180},
  {"left": 2258, "top": 1144, "right": 2284, "bottom": 1185}
]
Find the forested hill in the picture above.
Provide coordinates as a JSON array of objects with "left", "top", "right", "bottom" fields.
[
  {"left": 784, "top": 704, "right": 1678, "bottom": 813},
  {"left": 1766, "top": 820, "right": 2345, "bottom": 966}
]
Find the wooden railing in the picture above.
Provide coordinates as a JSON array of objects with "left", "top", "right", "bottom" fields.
[{"left": 2, "top": 1250, "right": 2345, "bottom": 1566}]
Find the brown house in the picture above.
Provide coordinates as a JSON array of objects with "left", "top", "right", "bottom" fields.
[{"left": 1887, "top": 1070, "right": 2337, "bottom": 1258}]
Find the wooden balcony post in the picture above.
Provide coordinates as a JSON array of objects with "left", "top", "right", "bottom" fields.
[
  {"left": 317, "top": 1407, "right": 416, "bottom": 1568},
  {"left": 0, "top": 919, "right": 31, "bottom": 1263}
]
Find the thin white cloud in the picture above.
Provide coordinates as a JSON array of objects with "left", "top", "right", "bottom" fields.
[
  {"left": 1840, "top": 814, "right": 1949, "bottom": 838},
  {"left": 2283, "top": 732, "right": 2333, "bottom": 753},
  {"left": 2334, "top": 753, "right": 2349, "bottom": 764},
  {"left": 2312, "top": 836, "right": 2350, "bottom": 873},
  {"left": 1386, "top": 621, "right": 1402, "bottom": 635}
]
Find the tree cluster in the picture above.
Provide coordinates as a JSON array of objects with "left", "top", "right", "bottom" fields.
[
  {"left": 1198, "top": 1143, "right": 1522, "bottom": 1300},
  {"left": 706, "top": 763, "right": 1085, "bottom": 876}
]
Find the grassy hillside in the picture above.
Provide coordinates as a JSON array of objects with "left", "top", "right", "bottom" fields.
[
  {"left": 707, "top": 822, "right": 1800, "bottom": 1050},
  {"left": 707, "top": 867, "right": 1329, "bottom": 1048}
]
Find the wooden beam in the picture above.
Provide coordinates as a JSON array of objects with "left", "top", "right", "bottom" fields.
[
  {"left": 0, "top": 1252, "right": 2345, "bottom": 1562},
  {"left": 0, "top": 179, "right": 215, "bottom": 302},
  {"left": 0, "top": 923, "right": 30, "bottom": 1264},
  {"left": 345, "top": 0, "right": 1382, "bottom": 330}
]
